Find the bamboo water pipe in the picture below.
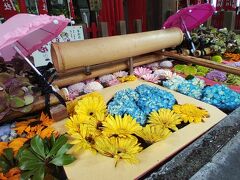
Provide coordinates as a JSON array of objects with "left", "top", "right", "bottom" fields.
[{"left": 51, "top": 28, "right": 183, "bottom": 73}]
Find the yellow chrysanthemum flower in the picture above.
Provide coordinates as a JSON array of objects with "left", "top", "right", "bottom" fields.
[
  {"left": 102, "top": 115, "right": 142, "bottom": 138},
  {"left": 70, "top": 124, "right": 97, "bottom": 153},
  {"left": 65, "top": 114, "right": 87, "bottom": 135},
  {"left": 82, "top": 92, "right": 104, "bottom": 100},
  {"left": 148, "top": 108, "right": 182, "bottom": 131},
  {"left": 95, "top": 136, "right": 142, "bottom": 166},
  {"left": 83, "top": 112, "right": 106, "bottom": 136},
  {"left": 136, "top": 125, "right": 171, "bottom": 145},
  {"left": 67, "top": 98, "right": 79, "bottom": 115},
  {"left": 74, "top": 95, "right": 107, "bottom": 119},
  {"left": 119, "top": 75, "right": 137, "bottom": 83},
  {"left": 173, "top": 104, "right": 210, "bottom": 123}
]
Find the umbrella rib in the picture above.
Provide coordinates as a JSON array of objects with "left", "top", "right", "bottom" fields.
[
  {"left": 17, "top": 41, "right": 29, "bottom": 54},
  {"left": 40, "top": 28, "right": 56, "bottom": 35}
]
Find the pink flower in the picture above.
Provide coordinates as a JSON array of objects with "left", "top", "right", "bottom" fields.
[
  {"left": 99, "top": 74, "right": 116, "bottom": 83},
  {"left": 83, "top": 81, "right": 104, "bottom": 93},
  {"left": 154, "top": 69, "right": 173, "bottom": 79},
  {"left": 68, "top": 82, "right": 85, "bottom": 99},
  {"left": 142, "top": 74, "right": 160, "bottom": 83},
  {"left": 106, "top": 79, "right": 120, "bottom": 86},
  {"left": 134, "top": 67, "right": 152, "bottom": 78},
  {"left": 85, "top": 78, "right": 96, "bottom": 84},
  {"left": 145, "top": 62, "right": 159, "bottom": 70},
  {"left": 113, "top": 71, "right": 128, "bottom": 78},
  {"left": 159, "top": 60, "right": 173, "bottom": 68}
]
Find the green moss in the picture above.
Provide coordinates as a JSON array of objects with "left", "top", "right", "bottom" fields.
[{"left": 211, "top": 55, "right": 223, "bottom": 63}]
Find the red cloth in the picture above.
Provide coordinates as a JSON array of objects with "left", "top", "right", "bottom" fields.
[
  {"left": 18, "top": 0, "right": 27, "bottom": 13},
  {"left": 38, "top": 0, "right": 48, "bottom": 14},
  {"left": 0, "top": 0, "right": 17, "bottom": 19}
]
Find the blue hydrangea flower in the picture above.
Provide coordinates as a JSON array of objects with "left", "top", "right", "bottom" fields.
[
  {"left": 108, "top": 84, "right": 176, "bottom": 125},
  {"left": 202, "top": 85, "right": 240, "bottom": 111},
  {"left": 0, "top": 123, "right": 17, "bottom": 142}
]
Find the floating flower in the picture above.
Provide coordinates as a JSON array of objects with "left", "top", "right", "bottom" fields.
[
  {"left": 102, "top": 115, "right": 142, "bottom": 138},
  {"left": 83, "top": 81, "right": 103, "bottom": 93},
  {"left": 74, "top": 94, "right": 107, "bottom": 120},
  {"left": 0, "top": 167, "right": 21, "bottom": 180},
  {"left": 106, "top": 78, "right": 120, "bottom": 87},
  {"left": 134, "top": 67, "right": 152, "bottom": 78},
  {"left": 148, "top": 109, "right": 182, "bottom": 131},
  {"left": 202, "top": 85, "right": 240, "bottom": 111},
  {"left": 145, "top": 62, "right": 159, "bottom": 70},
  {"left": 8, "top": 137, "right": 28, "bottom": 155},
  {"left": 14, "top": 112, "right": 55, "bottom": 139},
  {"left": 206, "top": 70, "right": 227, "bottom": 82},
  {"left": 136, "top": 125, "right": 171, "bottom": 144},
  {"left": 85, "top": 78, "right": 96, "bottom": 83},
  {"left": 173, "top": 104, "right": 209, "bottom": 123},
  {"left": 163, "top": 74, "right": 185, "bottom": 90},
  {"left": 68, "top": 82, "right": 85, "bottom": 99},
  {"left": 99, "top": 74, "right": 117, "bottom": 83},
  {"left": 65, "top": 114, "right": 86, "bottom": 135},
  {"left": 70, "top": 124, "right": 97, "bottom": 153},
  {"left": 142, "top": 74, "right": 160, "bottom": 83},
  {"left": 159, "top": 60, "right": 173, "bottom": 68},
  {"left": 226, "top": 74, "right": 240, "bottom": 86},
  {"left": 113, "top": 71, "right": 128, "bottom": 78},
  {"left": 0, "top": 142, "right": 8, "bottom": 155},
  {"left": 119, "top": 75, "right": 137, "bottom": 83},
  {"left": 154, "top": 69, "right": 173, "bottom": 79},
  {"left": 95, "top": 136, "right": 142, "bottom": 166},
  {"left": 178, "top": 81, "right": 203, "bottom": 100},
  {"left": 66, "top": 98, "right": 79, "bottom": 115},
  {"left": 227, "top": 62, "right": 240, "bottom": 67}
]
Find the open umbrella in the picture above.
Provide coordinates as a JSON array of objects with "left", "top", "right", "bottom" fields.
[
  {"left": 163, "top": 3, "right": 215, "bottom": 53},
  {"left": 0, "top": 13, "right": 70, "bottom": 114}
]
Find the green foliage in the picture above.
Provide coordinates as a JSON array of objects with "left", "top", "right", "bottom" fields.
[
  {"left": 0, "top": 148, "right": 17, "bottom": 174},
  {"left": 190, "top": 26, "right": 240, "bottom": 54},
  {"left": 18, "top": 134, "right": 76, "bottom": 180},
  {"left": 196, "top": 65, "right": 210, "bottom": 76},
  {"left": 226, "top": 74, "right": 240, "bottom": 86},
  {"left": 174, "top": 64, "right": 197, "bottom": 76},
  {"left": 211, "top": 55, "right": 223, "bottom": 63}
]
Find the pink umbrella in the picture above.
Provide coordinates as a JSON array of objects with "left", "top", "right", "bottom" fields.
[
  {"left": 0, "top": 13, "right": 70, "bottom": 76},
  {"left": 0, "top": 13, "right": 70, "bottom": 115},
  {"left": 163, "top": 3, "right": 215, "bottom": 53}
]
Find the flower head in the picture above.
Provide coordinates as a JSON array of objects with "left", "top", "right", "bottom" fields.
[
  {"left": 159, "top": 60, "right": 173, "bottom": 68},
  {"left": 119, "top": 75, "right": 137, "bottom": 83},
  {"left": 206, "top": 70, "right": 227, "bottom": 82},
  {"left": 142, "top": 74, "right": 160, "bottom": 83},
  {"left": 75, "top": 94, "right": 107, "bottom": 119},
  {"left": 83, "top": 81, "right": 103, "bottom": 93},
  {"left": 99, "top": 74, "right": 117, "bottom": 83},
  {"left": 148, "top": 108, "right": 182, "bottom": 131},
  {"left": 136, "top": 125, "right": 171, "bottom": 144},
  {"left": 145, "top": 62, "right": 159, "bottom": 70},
  {"left": 154, "top": 69, "right": 173, "bottom": 79},
  {"left": 134, "top": 67, "right": 152, "bottom": 78},
  {"left": 95, "top": 136, "right": 142, "bottom": 166},
  {"left": 113, "top": 71, "right": 128, "bottom": 78},
  {"left": 8, "top": 137, "right": 28, "bottom": 155},
  {"left": 102, "top": 115, "right": 142, "bottom": 138},
  {"left": 68, "top": 82, "right": 85, "bottom": 99},
  {"left": 65, "top": 114, "right": 86, "bottom": 135},
  {"left": 173, "top": 104, "right": 209, "bottom": 123},
  {"left": 70, "top": 124, "right": 97, "bottom": 153}
]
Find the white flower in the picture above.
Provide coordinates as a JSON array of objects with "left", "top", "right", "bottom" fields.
[
  {"left": 84, "top": 81, "right": 104, "bottom": 93},
  {"left": 113, "top": 71, "right": 128, "bottom": 78},
  {"left": 159, "top": 60, "right": 173, "bottom": 68},
  {"left": 99, "top": 74, "right": 116, "bottom": 83},
  {"left": 145, "top": 62, "right": 159, "bottom": 70},
  {"left": 154, "top": 69, "right": 173, "bottom": 79}
]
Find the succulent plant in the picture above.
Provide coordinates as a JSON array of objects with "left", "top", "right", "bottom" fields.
[
  {"left": 189, "top": 26, "right": 240, "bottom": 55},
  {"left": 0, "top": 72, "right": 35, "bottom": 121}
]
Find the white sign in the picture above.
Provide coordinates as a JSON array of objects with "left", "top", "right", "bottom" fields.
[{"left": 33, "top": 25, "right": 84, "bottom": 67}]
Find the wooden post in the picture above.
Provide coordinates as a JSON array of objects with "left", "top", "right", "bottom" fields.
[
  {"left": 134, "top": 19, "right": 142, "bottom": 33},
  {"left": 117, "top": 20, "right": 127, "bottom": 35},
  {"left": 128, "top": 57, "right": 134, "bottom": 74},
  {"left": 99, "top": 22, "right": 109, "bottom": 37},
  {"left": 223, "top": 11, "right": 236, "bottom": 31}
]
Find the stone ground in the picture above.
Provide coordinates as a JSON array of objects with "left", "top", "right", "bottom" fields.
[{"left": 142, "top": 107, "right": 240, "bottom": 180}]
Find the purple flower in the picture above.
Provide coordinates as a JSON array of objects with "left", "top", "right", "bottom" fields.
[
  {"left": 99, "top": 74, "right": 116, "bottom": 83},
  {"left": 227, "top": 62, "right": 240, "bottom": 67},
  {"left": 106, "top": 79, "right": 120, "bottom": 86},
  {"left": 113, "top": 71, "right": 128, "bottom": 78},
  {"left": 68, "top": 82, "right": 85, "bottom": 99},
  {"left": 206, "top": 70, "right": 227, "bottom": 82},
  {"left": 84, "top": 81, "right": 104, "bottom": 93}
]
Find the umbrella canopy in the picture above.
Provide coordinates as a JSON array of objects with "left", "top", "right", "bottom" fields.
[
  {"left": 163, "top": 3, "right": 215, "bottom": 32},
  {"left": 0, "top": 13, "right": 70, "bottom": 61}
]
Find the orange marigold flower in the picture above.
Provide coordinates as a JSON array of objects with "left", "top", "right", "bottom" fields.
[
  {"left": 5, "top": 167, "right": 21, "bottom": 180},
  {"left": 39, "top": 112, "right": 53, "bottom": 126},
  {"left": 0, "top": 173, "right": 7, "bottom": 180},
  {"left": 39, "top": 127, "right": 57, "bottom": 139},
  {"left": 8, "top": 138, "right": 28, "bottom": 155},
  {"left": 0, "top": 142, "right": 8, "bottom": 155}
]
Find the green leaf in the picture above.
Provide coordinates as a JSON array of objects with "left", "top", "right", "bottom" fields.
[
  {"left": 19, "top": 160, "right": 44, "bottom": 171},
  {"left": 30, "top": 136, "right": 46, "bottom": 158},
  {"left": 47, "top": 135, "right": 68, "bottom": 158},
  {"left": 32, "top": 166, "right": 45, "bottom": 180},
  {"left": 9, "top": 96, "right": 25, "bottom": 108},
  {"left": 56, "top": 144, "right": 73, "bottom": 157},
  {"left": 21, "top": 169, "right": 38, "bottom": 180},
  {"left": 50, "top": 134, "right": 56, "bottom": 147},
  {"left": 19, "top": 149, "right": 40, "bottom": 163},
  {"left": 50, "top": 154, "right": 76, "bottom": 166},
  {"left": 0, "top": 157, "right": 10, "bottom": 173},
  {"left": 12, "top": 104, "right": 33, "bottom": 113},
  {"left": 24, "top": 94, "right": 34, "bottom": 105},
  {"left": 3, "top": 148, "right": 14, "bottom": 166}
]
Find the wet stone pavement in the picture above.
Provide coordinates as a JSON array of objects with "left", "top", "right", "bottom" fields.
[{"left": 143, "top": 107, "right": 240, "bottom": 180}]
